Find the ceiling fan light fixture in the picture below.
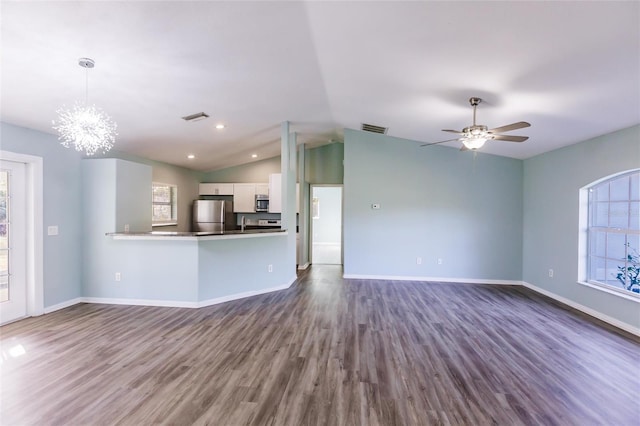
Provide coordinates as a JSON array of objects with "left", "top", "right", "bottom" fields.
[
  {"left": 461, "top": 125, "right": 491, "bottom": 149},
  {"left": 423, "top": 96, "right": 530, "bottom": 151},
  {"left": 462, "top": 136, "right": 488, "bottom": 150}
]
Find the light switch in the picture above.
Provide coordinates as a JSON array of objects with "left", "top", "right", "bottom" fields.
[{"left": 47, "top": 225, "right": 59, "bottom": 236}]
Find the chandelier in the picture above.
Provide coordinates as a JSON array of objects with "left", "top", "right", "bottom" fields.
[{"left": 52, "top": 58, "right": 117, "bottom": 156}]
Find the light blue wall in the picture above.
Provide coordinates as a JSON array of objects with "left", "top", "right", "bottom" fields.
[
  {"left": 343, "top": 128, "right": 523, "bottom": 280},
  {"left": 88, "top": 238, "right": 200, "bottom": 301},
  {"left": 306, "top": 142, "right": 343, "bottom": 184},
  {"left": 198, "top": 236, "right": 291, "bottom": 300},
  {"left": 0, "top": 122, "right": 83, "bottom": 307},
  {"left": 523, "top": 124, "right": 640, "bottom": 329},
  {"left": 82, "top": 158, "right": 156, "bottom": 298},
  {"left": 115, "top": 159, "right": 152, "bottom": 232},
  {"left": 82, "top": 234, "right": 291, "bottom": 303}
]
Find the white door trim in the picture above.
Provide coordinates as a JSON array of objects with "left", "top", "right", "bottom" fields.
[{"left": 0, "top": 150, "right": 44, "bottom": 318}]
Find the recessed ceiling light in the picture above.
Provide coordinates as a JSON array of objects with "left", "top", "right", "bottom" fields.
[
  {"left": 215, "top": 124, "right": 225, "bottom": 129},
  {"left": 187, "top": 154, "right": 195, "bottom": 159},
  {"left": 251, "top": 154, "right": 258, "bottom": 158}
]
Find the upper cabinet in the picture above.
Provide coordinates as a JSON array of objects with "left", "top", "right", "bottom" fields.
[
  {"left": 199, "top": 183, "right": 234, "bottom": 196},
  {"left": 199, "top": 182, "right": 270, "bottom": 213},
  {"left": 268, "top": 173, "right": 282, "bottom": 213},
  {"left": 256, "top": 184, "right": 269, "bottom": 196},
  {"left": 233, "top": 184, "right": 256, "bottom": 213}
]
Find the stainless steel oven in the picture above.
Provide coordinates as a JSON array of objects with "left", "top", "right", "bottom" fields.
[{"left": 255, "top": 194, "right": 269, "bottom": 212}]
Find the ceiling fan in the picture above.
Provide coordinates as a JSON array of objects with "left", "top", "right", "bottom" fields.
[{"left": 421, "top": 97, "right": 530, "bottom": 151}]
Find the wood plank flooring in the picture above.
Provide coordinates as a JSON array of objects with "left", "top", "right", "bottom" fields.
[{"left": 1, "top": 265, "right": 638, "bottom": 425}]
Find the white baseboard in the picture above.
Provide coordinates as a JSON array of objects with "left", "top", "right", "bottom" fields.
[
  {"left": 297, "top": 262, "right": 310, "bottom": 270},
  {"left": 81, "top": 297, "right": 199, "bottom": 308},
  {"left": 343, "top": 274, "right": 522, "bottom": 286},
  {"left": 199, "top": 276, "right": 297, "bottom": 308},
  {"left": 41, "top": 276, "right": 299, "bottom": 312},
  {"left": 44, "top": 298, "right": 83, "bottom": 314},
  {"left": 521, "top": 282, "right": 640, "bottom": 337}
]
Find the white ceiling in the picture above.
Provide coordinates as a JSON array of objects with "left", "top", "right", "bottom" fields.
[{"left": 1, "top": 1, "right": 638, "bottom": 172}]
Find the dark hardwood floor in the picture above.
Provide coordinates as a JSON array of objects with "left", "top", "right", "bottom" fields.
[{"left": 1, "top": 266, "right": 638, "bottom": 425}]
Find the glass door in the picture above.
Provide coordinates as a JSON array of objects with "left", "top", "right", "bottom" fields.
[{"left": 0, "top": 160, "right": 27, "bottom": 324}]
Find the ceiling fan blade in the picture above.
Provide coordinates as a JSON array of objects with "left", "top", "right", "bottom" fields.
[
  {"left": 442, "top": 129, "right": 464, "bottom": 134},
  {"left": 492, "top": 135, "right": 529, "bottom": 142},
  {"left": 420, "top": 138, "right": 460, "bottom": 147},
  {"left": 488, "top": 121, "right": 531, "bottom": 133}
]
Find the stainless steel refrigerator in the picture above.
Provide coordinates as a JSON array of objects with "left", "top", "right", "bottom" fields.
[{"left": 192, "top": 200, "right": 234, "bottom": 232}]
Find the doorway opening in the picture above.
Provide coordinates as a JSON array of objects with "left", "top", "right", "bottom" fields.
[{"left": 310, "top": 185, "right": 342, "bottom": 265}]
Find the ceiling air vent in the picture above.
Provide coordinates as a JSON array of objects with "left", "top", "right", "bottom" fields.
[
  {"left": 361, "top": 123, "right": 388, "bottom": 134},
  {"left": 182, "top": 112, "right": 209, "bottom": 122}
]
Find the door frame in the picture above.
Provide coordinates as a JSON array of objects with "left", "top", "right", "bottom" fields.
[
  {"left": 309, "top": 184, "right": 344, "bottom": 265},
  {"left": 0, "top": 150, "right": 44, "bottom": 319}
]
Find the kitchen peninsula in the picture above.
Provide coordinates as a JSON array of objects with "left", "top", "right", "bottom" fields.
[{"left": 83, "top": 157, "right": 297, "bottom": 309}]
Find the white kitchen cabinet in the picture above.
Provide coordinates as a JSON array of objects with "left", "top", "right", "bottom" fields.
[
  {"left": 199, "top": 183, "right": 234, "bottom": 196},
  {"left": 256, "top": 183, "right": 269, "bottom": 196},
  {"left": 233, "top": 184, "right": 256, "bottom": 212},
  {"left": 268, "top": 173, "right": 282, "bottom": 213}
]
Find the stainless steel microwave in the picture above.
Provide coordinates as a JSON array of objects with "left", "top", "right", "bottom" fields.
[{"left": 255, "top": 194, "right": 269, "bottom": 212}]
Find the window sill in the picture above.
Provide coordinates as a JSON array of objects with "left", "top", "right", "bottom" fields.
[
  {"left": 152, "top": 222, "right": 178, "bottom": 227},
  {"left": 577, "top": 280, "right": 640, "bottom": 302}
]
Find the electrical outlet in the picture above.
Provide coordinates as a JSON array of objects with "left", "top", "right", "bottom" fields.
[
  {"left": 124, "top": 224, "right": 130, "bottom": 233},
  {"left": 416, "top": 257, "right": 422, "bottom": 265},
  {"left": 548, "top": 269, "right": 554, "bottom": 278},
  {"left": 47, "top": 226, "right": 59, "bottom": 236},
  {"left": 268, "top": 264, "right": 273, "bottom": 273},
  {"left": 437, "top": 258, "right": 443, "bottom": 265},
  {"left": 115, "top": 272, "right": 121, "bottom": 281}
]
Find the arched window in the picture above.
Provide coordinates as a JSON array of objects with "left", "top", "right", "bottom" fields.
[{"left": 587, "top": 170, "right": 639, "bottom": 294}]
